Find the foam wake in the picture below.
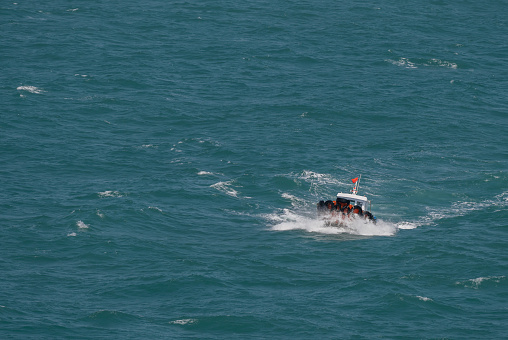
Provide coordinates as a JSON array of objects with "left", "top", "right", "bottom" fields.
[
  {"left": 267, "top": 208, "right": 397, "bottom": 237},
  {"left": 413, "top": 191, "right": 508, "bottom": 227}
]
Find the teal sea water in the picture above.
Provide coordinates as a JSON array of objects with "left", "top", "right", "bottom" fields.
[{"left": 2, "top": 1, "right": 507, "bottom": 338}]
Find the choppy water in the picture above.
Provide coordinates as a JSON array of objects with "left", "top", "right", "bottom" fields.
[{"left": 2, "top": 1, "right": 507, "bottom": 338}]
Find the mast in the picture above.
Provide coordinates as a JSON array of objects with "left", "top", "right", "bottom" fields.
[{"left": 351, "top": 174, "right": 361, "bottom": 195}]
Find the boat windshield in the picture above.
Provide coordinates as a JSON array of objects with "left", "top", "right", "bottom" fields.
[{"left": 337, "top": 198, "right": 367, "bottom": 209}]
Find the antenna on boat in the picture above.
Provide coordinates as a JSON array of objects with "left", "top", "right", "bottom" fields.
[{"left": 351, "top": 175, "right": 361, "bottom": 195}]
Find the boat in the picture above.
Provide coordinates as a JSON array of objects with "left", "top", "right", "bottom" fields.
[{"left": 317, "top": 175, "right": 376, "bottom": 226}]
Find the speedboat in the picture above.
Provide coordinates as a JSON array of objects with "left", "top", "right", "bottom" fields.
[{"left": 317, "top": 176, "right": 376, "bottom": 226}]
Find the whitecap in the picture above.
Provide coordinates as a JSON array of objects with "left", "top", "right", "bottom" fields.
[
  {"left": 17, "top": 85, "right": 45, "bottom": 94},
  {"left": 211, "top": 181, "right": 239, "bottom": 197},
  {"left": 148, "top": 206, "right": 163, "bottom": 212},
  {"left": 495, "top": 191, "right": 508, "bottom": 203},
  {"left": 76, "top": 220, "right": 89, "bottom": 229},
  {"left": 299, "top": 170, "right": 347, "bottom": 187},
  {"left": 471, "top": 276, "right": 505, "bottom": 286},
  {"left": 281, "top": 193, "right": 306, "bottom": 207},
  {"left": 300, "top": 170, "right": 330, "bottom": 181},
  {"left": 281, "top": 193, "right": 297, "bottom": 200},
  {"left": 169, "top": 318, "right": 197, "bottom": 325},
  {"left": 402, "top": 191, "right": 508, "bottom": 228},
  {"left": 456, "top": 276, "right": 505, "bottom": 289},
  {"left": 98, "top": 190, "right": 123, "bottom": 198},
  {"left": 386, "top": 57, "right": 417, "bottom": 69},
  {"left": 291, "top": 170, "right": 347, "bottom": 195},
  {"left": 198, "top": 171, "right": 213, "bottom": 176},
  {"left": 396, "top": 221, "right": 417, "bottom": 230},
  {"left": 417, "top": 194, "right": 508, "bottom": 226},
  {"left": 67, "top": 232, "right": 77, "bottom": 237},
  {"left": 471, "top": 277, "right": 487, "bottom": 287},
  {"left": 386, "top": 57, "right": 457, "bottom": 69},
  {"left": 416, "top": 296, "right": 432, "bottom": 302},
  {"left": 428, "top": 58, "right": 457, "bottom": 69}
]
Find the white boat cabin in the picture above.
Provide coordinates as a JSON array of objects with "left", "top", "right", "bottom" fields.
[{"left": 336, "top": 192, "right": 370, "bottom": 211}]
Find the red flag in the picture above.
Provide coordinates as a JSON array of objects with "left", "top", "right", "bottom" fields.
[{"left": 352, "top": 177, "right": 359, "bottom": 183}]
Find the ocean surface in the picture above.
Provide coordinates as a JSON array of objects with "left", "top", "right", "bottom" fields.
[{"left": 1, "top": 1, "right": 507, "bottom": 338}]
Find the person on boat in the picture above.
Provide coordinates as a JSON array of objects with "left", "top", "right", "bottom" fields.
[
  {"left": 335, "top": 198, "right": 348, "bottom": 211},
  {"left": 340, "top": 205, "right": 350, "bottom": 220},
  {"left": 325, "top": 200, "right": 335, "bottom": 211},
  {"left": 341, "top": 204, "right": 351, "bottom": 216},
  {"left": 352, "top": 205, "right": 363, "bottom": 216}
]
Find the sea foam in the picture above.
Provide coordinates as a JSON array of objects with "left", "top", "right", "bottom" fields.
[
  {"left": 211, "top": 181, "right": 239, "bottom": 197},
  {"left": 456, "top": 276, "right": 505, "bottom": 289},
  {"left": 268, "top": 208, "right": 397, "bottom": 237},
  {"left": 98, "top": 190, "right": 123, "bottom": 198},
  {"left": 416, "top": 296, "right": 433, "bottom": 302},
  {"left": 17, "top": 85, "right": 45, "bottom": 94},
  {"left": 414, "top": 192, "right": 508, "bottom": 227},
  {"left": 386, "top": 57, "right": 457, "bottom": 69},
  {"left": 76, "top": 220, "right": 89, "bottom": 229},
  {"left": 169, "top": 318, "right": 197, "bottom": 325}
]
